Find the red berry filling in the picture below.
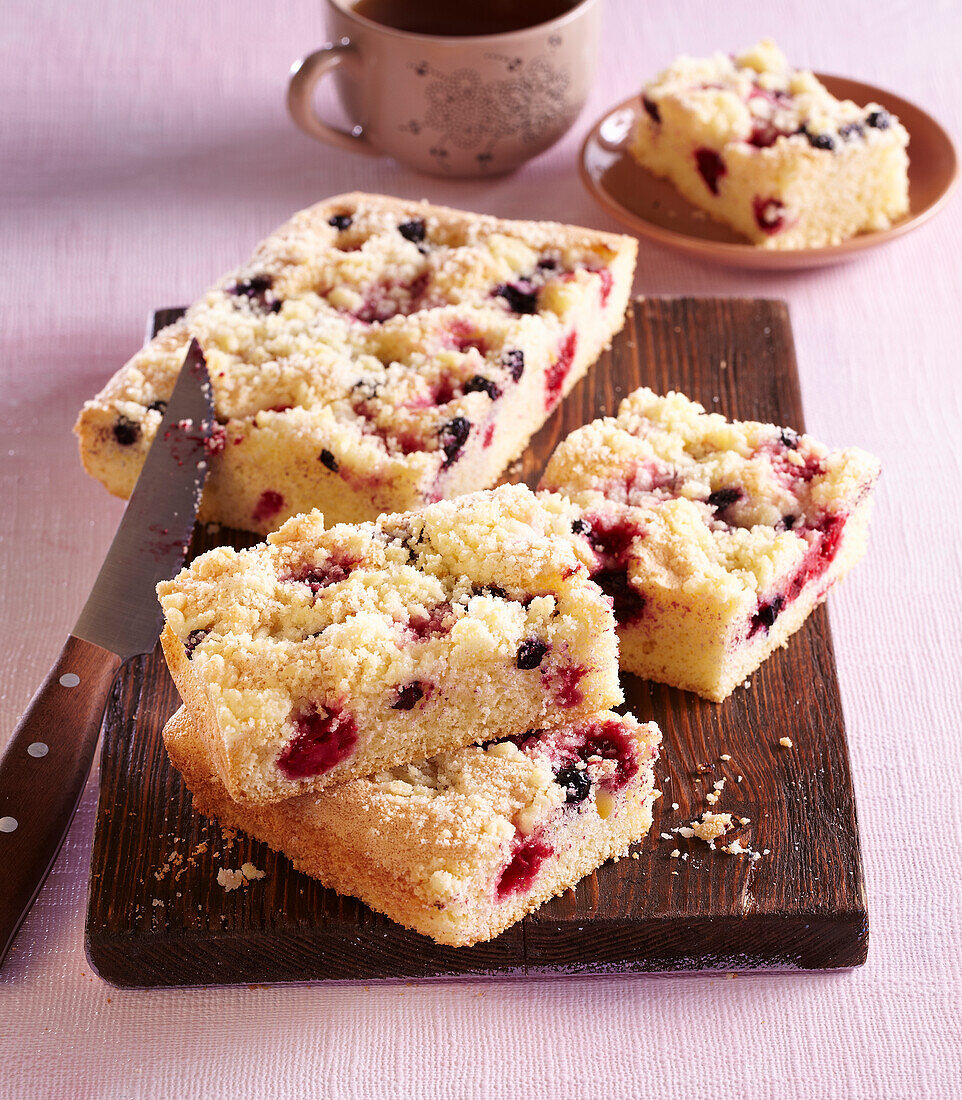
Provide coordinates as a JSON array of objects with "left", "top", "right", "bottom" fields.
[
  {"left": 541, "top": 664, "right": 588, "bottom": 708},
  {"left": 497, "top": 834, "right": 553, "bottom": 899},
  {"left": 252, "top": 489, "right": 285, "bottom": 525},
  {"left": 278, "top": 706, "right": 358, "bottom": 779},
  {"left": 748, "top": 513, "right": 846, "bottom": 639},
  {"left": 282, "top": 552, "right": 359, "bottom": 595},
  {"left": 204, "top": 423, "right": 228, "bottom": 457},
  {"left": 354, "top": 272, "right": 430, "bottom": 323},
  {"left": 695, "top": 148, "right": 726, "bottom": 194},
  {"left": 579, "top": 720, "right": 639, "bottom": 791},
  {"left": 407, "top": 602, "right": 453, "bottom": 642},
  {"left": 544, "top": 331, "right": 578, "bottom": 410},
  {"left": 576, "top": 514, "right": 647, "bottom": 626},
  {"left": 753, "top": 197, "right": 787, "bottom": 235}
]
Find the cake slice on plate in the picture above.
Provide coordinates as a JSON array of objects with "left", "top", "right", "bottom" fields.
[
  {"left": 629, "top": 39, "right": 909, "bottom": 249},
  {"left": 76, "top": 192, "right": 637, "bottom": 533},
  {"left": 541, "top": 386, "right": 880, "bottom": 701},
  {"left": 163, "top": 704, "right": 661, "bottom": 947},
  {"left": 157, "top": 485, "right": 622, "bottom": 804}
]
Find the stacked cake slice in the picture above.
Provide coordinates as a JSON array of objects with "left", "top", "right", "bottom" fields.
[
  {"left": 77, "top": 193, "right": 637, "bottom": 533},
  {"left": 157, "top": 485, "right": 661, "bottom": 946}
]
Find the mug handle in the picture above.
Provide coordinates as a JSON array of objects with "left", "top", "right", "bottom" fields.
[{"left": 287, "top": 42, "right": 374, "bottom": 155}]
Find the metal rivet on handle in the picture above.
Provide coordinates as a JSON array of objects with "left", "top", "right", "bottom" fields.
[
  {"left": 59, "top": 673, "right": 80, "bottom": 688},
  {"left": 0, "top": 817, "right": 18, "bottom": 833},
  {"left": 27, "top": 743, "right": 49, "bottom": 758}
]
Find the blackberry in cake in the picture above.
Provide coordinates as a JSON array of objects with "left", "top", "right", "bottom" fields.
[
  {"left": 540, "top": 387, "right": 880, "bottom": 702},
  {"left": 629, "top": 40, "right": 909, "bottom": 249},
  {"left": 162, "top": 705, "right": 661, "bottom": 947},
  {"left": 157, "top": 485, "right": 622, "bottom": 804},
  {"left": 75, "top": 193, "right": 637, "bottom": 534}
]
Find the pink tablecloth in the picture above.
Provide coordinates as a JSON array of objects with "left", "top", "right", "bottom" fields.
[{"left": 2, "top": 2, "right": 960, "bottom": 1096}]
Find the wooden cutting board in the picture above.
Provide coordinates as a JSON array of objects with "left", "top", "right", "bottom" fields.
[{"left": 85, "top": 298, "right": 868, "bottom": 986}]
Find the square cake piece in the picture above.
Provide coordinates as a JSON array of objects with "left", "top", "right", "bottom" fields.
[
  {"left": 629, "top": 39, "right": 909, "bottom": 249},
  {"left": 540, "top": 387, "right": 880, "bottom": 702},
  {"left": 76, "top": 193, "right": 637, "bottom": 534},
  {"left": 157, "top": 485, "right": 622, "bottom": 804},
  {"left": 163, "top": 705, "right": 661, "bottom": 947}
]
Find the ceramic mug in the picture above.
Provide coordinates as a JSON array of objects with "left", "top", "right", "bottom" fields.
[{"left": 287, "top": 0, "right": 602, "bottom": 176}]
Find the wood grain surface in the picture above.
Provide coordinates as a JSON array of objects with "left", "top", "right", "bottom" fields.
[{"left": 84, "top": 298, "right": 868, "bottom": 987}]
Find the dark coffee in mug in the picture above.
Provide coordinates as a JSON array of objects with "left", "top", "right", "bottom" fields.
[{"left": 351, "top": 0, "right": 579, "bottom": 37}]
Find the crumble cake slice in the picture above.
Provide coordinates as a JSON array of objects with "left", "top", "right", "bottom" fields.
[
  {"left": 157, "top": 484, "right": 622, "bottom": 804},
  {"left": 629, "top": 39, "right": 909, "bottom": 249},
  {"left": 540, "top": 387, "right": 880, "bottom": 701},
  {"left": 163, "top": 705, "right": 661, "bottom": 947},
  {"left": 76, "top": 192, "right": 637, "bottom": 533}
]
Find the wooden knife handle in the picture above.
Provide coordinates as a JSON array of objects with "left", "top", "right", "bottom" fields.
[{"left": 0, "top": 635, "right": 124, "bottom": 968}]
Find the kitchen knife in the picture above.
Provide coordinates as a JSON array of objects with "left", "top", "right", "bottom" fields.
[{"left": 0, "top": 339, "right": 214, "bottom": 968}]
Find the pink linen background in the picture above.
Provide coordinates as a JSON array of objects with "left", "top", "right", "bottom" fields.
[{"left": 1, "top": 1, "right": 960, "bottom": 1097}]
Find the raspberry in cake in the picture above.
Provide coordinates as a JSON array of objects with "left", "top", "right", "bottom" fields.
[
  {"left": 75, "top": 193, "right": 637, "bottom": 534},
  {"left": 162, "top": 704, "right": 661, "bottom": 947},
  {"left": 157, "top": 485, "right": 623, "bottom": 804},
  {"left": 540, "top": 387, "right": 880, "bottom": 702},
  {"left": 629, "top": 39, "right": 909, "bottom": 249}
]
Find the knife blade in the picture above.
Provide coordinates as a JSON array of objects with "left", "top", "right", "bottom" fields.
[{"left": 0, "top": 338, "right": 214, "bottom": 968}]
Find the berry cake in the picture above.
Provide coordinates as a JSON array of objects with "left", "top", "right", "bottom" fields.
[
  {"left": 540, "top": 387, "right": 880, "bottom": 702},
  {"left": 157, "top": 485, "right": 622, "bottom": 804},
  {"left": 629, "top": 39, "right": 909, "bottom": 249},
  {"left": 75, "top": 193, "right": 637, "bottom": 534},
  {"left": 162, "top": 704, "right": 661, "bottom": 946}
]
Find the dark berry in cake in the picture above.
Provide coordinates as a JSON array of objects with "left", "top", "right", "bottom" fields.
[
  {"left": 147, "top": 400, "right": 168, "bottom": 414},
  {"left": 780, "top": 427, "right": 799, "bottom": 448},
  {"left": 319, "top": 449, "right": 339, "bottom": 472},
  {"left": 866, "top": 109, "right": 891, "bottom": 130},
  {"left": 474, "top": 583, "right": 507, "bottom": 599},
  {"left": 112, "top": 416, "right": 141, "bottom": 446},
  {"left": 749, "top": 594, "right": 785, "bottom": 637},
  {"left": 463, "top": 375, "right": 501, "bottom": 400},
  {"left": 495, "top": 281, "right": 538, "bottom": 315},
  {"left": 277, "top": 706, "right": 358, "bottom": 780},
  {"left": 641, "top": 95, "right": 661, "bottom": 124},
  {"left": 184, "top": 629, "right": 210, "bottom": 659},
  {"left": 397, "top": 218, "right": 426, "bottom": 244},
  {"left": 707, "top": 486, "right": 742, "bottom": 511},
  {"left": 571, "top": 518, "right": 591, "bottom": 536},
  {"left": 803, "top": 127, "right": 836, "bottom": 151},
  {"left": 503, "top": 348, "right": 525, "bottom": 382},
  {"left": 516, "top": 639, "right": 549, "bottom": 670},
  {"left": 594, "top": 569, "right": 646, "bottom": 625},
  {"left": 391, "top": 682, "right": 425, "bottom": 710},
  {"left": 695, "top": 148, "right": 726, "bottom": 194},
  {"left": 439, "top": 416, "right": 471, "bottom": 467},
  {"left": 229, "top": 274, "right": 282, "bottom": 313},
  {"left": 556, "top": 764, "right": 592, "bottom": 804},
  {"left": 537, "top": 257, "right": 558, "bottom": 271},
  {"left": 839, "top": 121, "right": 864, "bottom": 140},
  {"left": 328, "top": 213, "right": 353, "bottom": 230},
  {"left": 781, "top": 514, "right": 798, "bottom": 531}
]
